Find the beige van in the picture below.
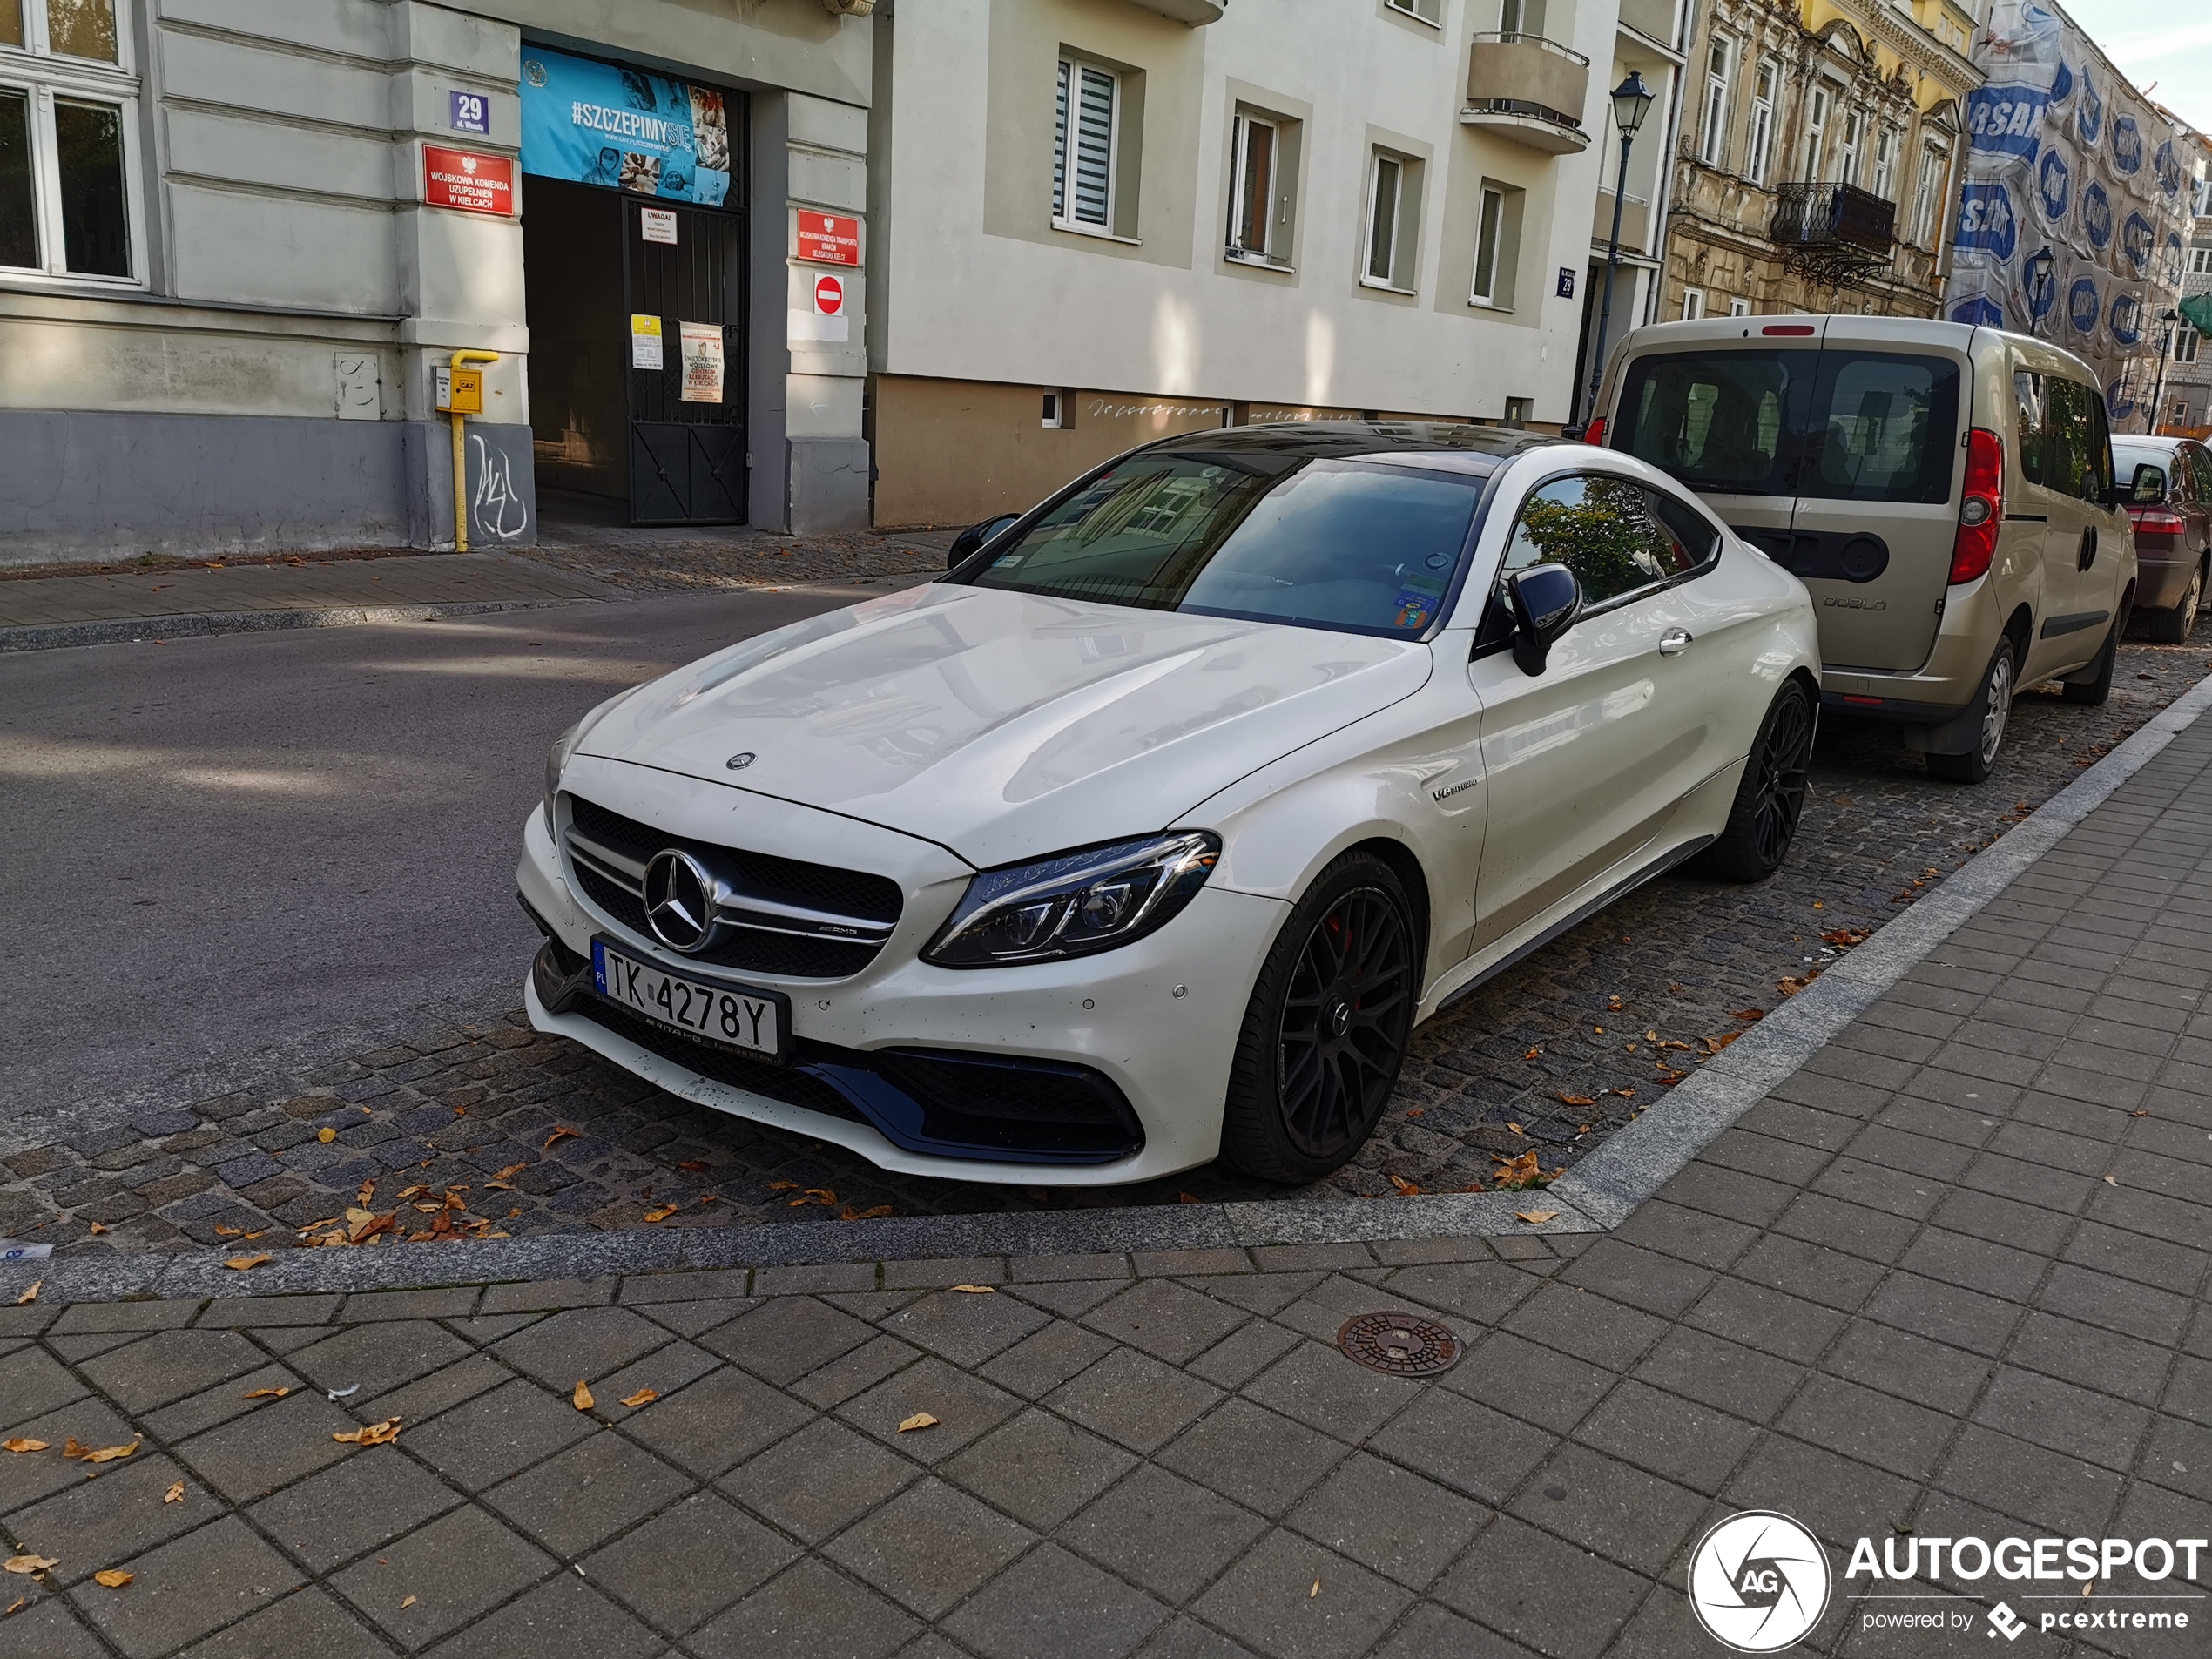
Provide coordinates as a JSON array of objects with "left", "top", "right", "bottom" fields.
[{"left": 1591, "top": 316, "right": 2136, "bottom": 781}]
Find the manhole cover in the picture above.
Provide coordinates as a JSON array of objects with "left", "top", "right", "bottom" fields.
[{"left": 1337, "top": 1311, "right": 1460, "bottom": 1377}]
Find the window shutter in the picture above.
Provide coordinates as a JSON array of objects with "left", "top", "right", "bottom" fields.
[
  {"left": 1054, "top": 61, "right": 1070, "bottom": 221},
  {"left": 1071, "top": 66, "right": 1114, "bottom": 226}
]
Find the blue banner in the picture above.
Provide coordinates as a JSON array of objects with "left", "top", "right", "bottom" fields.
[{"left": 518, "top": 47, "right": 731, "bottom": 208}]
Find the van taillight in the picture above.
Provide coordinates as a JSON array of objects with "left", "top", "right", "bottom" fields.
[
  {"left": 1583, "top": 416, "right": 1608, "bottom": 448},
  {"left": 1949, "top": 427, "right": 2003, "bottom": 585}
]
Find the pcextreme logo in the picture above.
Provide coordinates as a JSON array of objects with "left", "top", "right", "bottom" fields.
[{"left": 1687, "top": 1512, "right": 1831, "bottom": 1652}]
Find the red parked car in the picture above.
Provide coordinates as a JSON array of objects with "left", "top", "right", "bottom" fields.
[{"left": 2114, "top": 436, "right": 2212, "bottom": 642}]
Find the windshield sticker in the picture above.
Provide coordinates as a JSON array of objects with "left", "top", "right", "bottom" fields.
[{"left": 1393, "top": 588, "right": 1440, "bottom": 629}]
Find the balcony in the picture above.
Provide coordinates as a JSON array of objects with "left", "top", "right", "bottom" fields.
[
  {"left": 1770, "top": 182, "right": 1898, "bottom": 283},
  {"left": 1460, "top": 33, "right": 1590, "bottom": 154},
  {"left": 1593, "top": 187, "right": 1651, "bottom": 256}
]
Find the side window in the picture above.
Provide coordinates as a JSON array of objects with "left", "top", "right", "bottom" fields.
[
  {"left": 1613, "top": 350, "right": 1807, "bottom": 496},
  {"left": 1800, "top": 351, "right": 1960, "bottom": 504},
  {"left": 2013, "top": 370, "right": 2049, "bottom": 489},
  {"left": 2082, "top": 391, "right": 2114, "bottom": 500},
  {"left": 2044, "top": 379, "right": 2108, "bottom": 502},
  {"left": 2190, "top": 447, "right": 2212, "bottom": 500},
  {"left": 1499, "top": 475, "right": 1708, "bottom": 606}
]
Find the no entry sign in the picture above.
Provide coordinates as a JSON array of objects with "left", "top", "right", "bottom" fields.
[
  {"left": 813, "top": 274, "right": 844, "bottom": 314},
  {"left": 423, "top": 146, "right": 514, "bottom": 216},
  {"left": 796, "top": 212, "right": 860, "bottom": 266}
]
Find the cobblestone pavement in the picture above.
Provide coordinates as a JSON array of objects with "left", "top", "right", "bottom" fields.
[
  {"left": 9, "top": 622, "right": 2207, "bottom": 1257},
  {"left": 5, "top": 711, "right": 2211, "bottom": 1656},
  {"left": 525, "top": 525, "right": 953, "bottom": 595}
]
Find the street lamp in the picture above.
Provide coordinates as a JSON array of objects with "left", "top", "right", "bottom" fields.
[
  {"left": 2022, "top": 246, "right": 2055, "bottom": 338},
  {"left": 1578, "top": 71, "right": 1656, "bottom": 430},
  {"left": 2146, "top": 307, "right": 2180, "bottom": 435}
]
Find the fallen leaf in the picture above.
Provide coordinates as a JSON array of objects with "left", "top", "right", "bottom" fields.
[
  {"left": 1522, "top": 1046, "right": 1542, "bottom": 1061},
  {"left": 401, "top": 1595, "right": 417, "bottom": 1609},
  {"left": 332, "top": 1419, "right": 401, "bottom": 1447},
  {"left": 1821, "top": 927, "right": 1872, "bottom": 948},
  {"left": 64, "top": 1437, "right": 139, "bottom": 1465},
  {"left": 1729, "top": 1008, "right": 1764, "bottom": 1022},
  {"left": 619, "top": 1387, "right": 658, "bottom": 1408},
  {"left": 164, "top": 1482, "right": 185, "bottom": 1504},
  {"left": 1777, "top": 973, "right": 1819, "bottom": 997},
  {"left": 317, "top": 1127, "right": 336, "bottom": 1143},
  {"left": 768, "top": 1179, "right": 800, "bottom": 1191},
  {"left": 642, "top": 1204, "right": 679, "bottom": 1223},
  {"left": 15, "top": 1281, "right": 37, "bottom": 1305},
  {"left": 1607, "top": 995, "right": 1623, "bottom": 1010},
  {"left": 2129, "top": 1109, "right": 2150, "bottom": 1118},
  {"left": 508, "top": 1207, "right": 523, "bottom": 1218},
  {"left": 2103, "top": 1174, "right": 2118, "bottom": 1186},
  {"left": 224, "top": 1255, "right": 272, "bottom": 1271},
  {"left": 93, "top": 1569, "right": 133, "bottom": 1588},
  {"left": 572, "top": 1379, "right": 595, "bottom": 1412},
  {"left": 242, "top": 1387, "right": 289, "bottom": 1400},
  {"left": 1608, "top": 1087, "right": 1635, "bottom": 1097},
  {"left": 1405, "top": 1107, "right": 1426, "bottom": 1117},
  {"left": 948, "top": 1285, "right": 995, "bottom": 1294},
  {"left": 3, "top": 1440, "right": 49, "bottom": 1453},
  {"left": 1593, "top": 1025, "right": 1605, "bottom": 1035},
  {"left": 88, "top": 1222, "right": 109, "bottom": 1236},
  {"left": 4, "top": 1595, "right": 22, "bottom": 1613},
  {"left": 1556, "top": 1091, "right": 1596, "bottom": 1107},
  {"left": 1177, "top": 1192, "right": 1201, "bottom": 1204},
  {"left": 1516, "top": 1209, "right": 1561, "bottom": 1224},
  {"left": 543, "top": 1127, "right": 580, "bottom": 1150},
  {"left": 1699, "top": 1032, "right": 1742, "bottom": 1056},
  {"left": 355, "top": 1179, "right": 376, "bottom": 1207},
  {"left": 1387, "top": 1175, "right": 1423, "bottom": 1197},
  {"left": 1811, "top": 900, "right": 1824, "bottom": 909},
  {"left": 1505, "top": 1122, "right": 1525, "bottom": 1136},
  {"left": 212, "top": 1224, "right": 243, "bottom": 1237},
  {"left": 677, "top": 1159, "right": 708, "bottom": 1171},
  {"left": 897, "top": 1412, "right": 940, "bottom": 1433},
  {"left": 1310, "top": 1578, "right": 1321, "bottom": 1597},
  {"left": 3, "top": 1555, "right": 58, "bottom": 1575}
]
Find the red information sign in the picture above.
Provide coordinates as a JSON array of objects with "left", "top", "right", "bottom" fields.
[
  {"left": 813, "top": 274, "right": 844, "bottom": 314},
  {"left": 796, "top": 212, "right": 860, "bottom": 266},
  {"left": 423, "top": 146, "right": 515, "bottom": 216}
]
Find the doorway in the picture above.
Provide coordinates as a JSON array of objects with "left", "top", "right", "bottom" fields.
[{"left": 522, "top": 183, "right": 748, "bottom": 525}]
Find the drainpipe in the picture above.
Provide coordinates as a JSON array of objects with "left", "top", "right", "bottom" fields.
[{"left": 449, "top": 350, "right": 501, "bottom": 552}]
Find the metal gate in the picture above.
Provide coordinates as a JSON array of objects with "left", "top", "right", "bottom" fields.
[{"left": 624, "top": 197, "right": 746, "bottom": 525}]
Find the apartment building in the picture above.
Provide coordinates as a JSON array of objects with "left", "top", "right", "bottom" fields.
[
  {"left": 2158, "top": 125, "right": 2210, "bottom": 438},
  {"left": 0, "top": 0, "right": 874, "bottom": 561},
  {"left": 862, "top": 0, "right": 1686, "bottom": 529},
  {"left": 1657, "top": 0, "right": 1980, "bottom": 322}
]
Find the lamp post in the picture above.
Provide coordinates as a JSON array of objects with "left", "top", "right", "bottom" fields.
[
  {"left": 2145, "top": 307, "right": 2179, "bottom": 435},
  {"left": 1578, "top": 71, "right": 1656, "bottom": 431},
  {"left": 2022, "top": 246, "right": 2055, "bottom": 338}
]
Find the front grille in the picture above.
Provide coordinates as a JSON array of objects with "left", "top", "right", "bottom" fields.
[{"left": 563, "top": 792, "right": 903, "bottom": 980}]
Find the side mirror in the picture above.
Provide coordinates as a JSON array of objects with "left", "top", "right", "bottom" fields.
[
  {"left": 2131, "top": 462, "right": 2168, "bottom": 503},
  {"left": 1506, "top": 563, "right": 1582, "bottom": 676},
  {"left": 949, "top": 512, "right": 1022, "bottom": 568}
]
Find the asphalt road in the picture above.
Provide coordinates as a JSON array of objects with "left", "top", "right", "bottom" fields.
[{"left": 0, "top": 587, "right": 865, "bottom": 1124}]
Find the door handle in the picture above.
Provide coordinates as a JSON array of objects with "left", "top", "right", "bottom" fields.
[
  {"left": 1658, "top": 628, "right": 1694, "bottom": 655},
  {"left": 2079, "top": 527, "right": 2097, "bottom": 571}
]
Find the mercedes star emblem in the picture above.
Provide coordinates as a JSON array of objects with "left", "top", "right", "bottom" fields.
[
  {"left": 642, "top": 849, "right": 717, "bottom": 953},
  {"left": 725, "top": 752, "right": 755, "bottom": 770}
]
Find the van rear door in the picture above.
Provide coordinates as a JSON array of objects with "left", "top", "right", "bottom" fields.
[
  {"left": 1784, "top": 318, "right": 1970, "bottom": 672},
  {"left": 1607, "top": 322, "right": 1820, "bottom": 582}
]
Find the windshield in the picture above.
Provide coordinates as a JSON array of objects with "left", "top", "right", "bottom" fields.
[{"left": 960, "top": 452, "right": 1489, "bottom": 636}]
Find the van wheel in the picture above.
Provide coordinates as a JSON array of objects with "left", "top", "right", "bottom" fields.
[
  {"left": 2061, "top": 596, "right": 2129, "bottom": 705},
  {"left": 1220, "top": 853, "right": 1416, "bottom": 1184},
  {"left": 2144, "top": 563, "right": 2202, "bottom": 645},
  {"left": 1694, "top": 679, "right": 1815, "bottom": 882},
  {"left": 1927, "top": 642, "right": 2014, "bottom": 783}
]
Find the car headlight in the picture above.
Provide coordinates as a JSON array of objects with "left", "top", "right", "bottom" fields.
[{"left": 923, "top": 831, "right": 1222, "bottom": 968}]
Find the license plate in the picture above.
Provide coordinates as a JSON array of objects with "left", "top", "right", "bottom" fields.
[{"left": 590, "top": 938, "right": 789, "bottom": 1063}]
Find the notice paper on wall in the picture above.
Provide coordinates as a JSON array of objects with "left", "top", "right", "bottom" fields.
[
  {"left": 630, "top": 314, "right": 664, "bottom": 369},
  {"left": 679, "top": 322, "right": 724, "bottom": 402},
  {"left": 639, "top": 207, "right": 677, "bottom": 245}
]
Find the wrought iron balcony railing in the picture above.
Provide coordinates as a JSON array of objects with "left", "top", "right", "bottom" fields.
[{"left": 1769, "top": 181, "right": 1898, "bottom": 283}]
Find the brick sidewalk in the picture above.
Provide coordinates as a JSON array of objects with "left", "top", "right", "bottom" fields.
[{"left": 6, "top": 705, "right": 2210, "bottom": 1657}]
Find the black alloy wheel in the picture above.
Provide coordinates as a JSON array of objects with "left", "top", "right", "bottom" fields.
[
  {"left": 1696, "top": 678, "right": 1817, "bottom": 881},
  {"left": 1222, "top": 853, "right": 1417, "bottom": 1182}
]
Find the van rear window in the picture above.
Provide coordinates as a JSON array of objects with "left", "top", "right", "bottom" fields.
[
  {"left": 1801, "top": 352, "right": 1959, "bottom": 505},
  {"left": 1614, "top": 351, "right": 1805, "bottom": 497}
]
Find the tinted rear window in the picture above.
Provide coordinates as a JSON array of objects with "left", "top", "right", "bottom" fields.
[
  {"left": 1801, "top": 351, "right": 1960, "bottom": 505},
  {"left": 1615, "top": 350, "right": 1807, "bottom": 496}
]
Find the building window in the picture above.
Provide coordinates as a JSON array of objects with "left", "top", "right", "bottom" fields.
[
  {"left": 1746, "top": 58, "right": 1777, "bottom": 185},
  {"left": 1472, "top": 184, "right": 1507, "bottom": 305},
  {"left": 1385, "top": 0, "right": 1443, "bottom": 24},
  {"left": 1836, "top": 108, "right": 1864, "bottom": 186},
  {"left": 1500, "top": 0, "right": 1548, "bottom": 36},
  {"left": 0, "top": 0, "right": 140, "bottom": 281},
  {"left": 1804, "top": 85, "right": 1830, "bottom": 180},
  {"left": 2190, "top": 246, "right": 2212, "bottom": 275},
  {"left": 1042, "top": 390, "right": 1071, "bottom": 428},
  {"left": 2177, "top": 326, "right": 2202, "bottom": 367},
  {"left": 1503, "top": 395, "right": 1532, "bottom": 427},
  {"left": 1053, "top": 58, "right": 1117, "bottom": 233},
  {"left": 1364, "top": 150, "right": 1424, "bottom": 291},
  {"left": 1682, "top": 288, "right": 1705, "bottom": 320},
  {"left": 1871, "top": 124, "right": 1897, "bottom": 200},
  {"left": 1698, "top": 38, "right": 1733, "bottom": 168},
  {"left": 1227, "top": 111, "right": 1280, "bottom": 262},
  {"left": 1729, "top": 295, "right": 1752, "bottom": 316}
]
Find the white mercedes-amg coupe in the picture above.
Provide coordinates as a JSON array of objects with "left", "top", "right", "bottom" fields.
[{"left": 520, "top": 423, "right": 1818, "bottom": 1184}]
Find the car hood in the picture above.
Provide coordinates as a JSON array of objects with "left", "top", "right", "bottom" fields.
[{"left": 577, "top": 583, "right": 1433, "bottom": 867}]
